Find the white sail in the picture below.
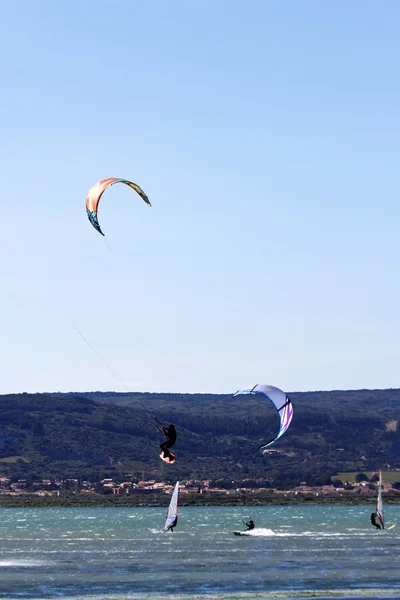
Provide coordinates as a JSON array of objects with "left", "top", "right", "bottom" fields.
[
  {"left": 376, "top": 469, "right": 384, "bottom": 528},
  {"left": 164, "top": 481, "right": 179, "bottom": 531}
]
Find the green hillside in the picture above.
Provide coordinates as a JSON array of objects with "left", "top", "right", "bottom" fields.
[
  {"left": 336, "top": 471, "right": 400, "bottom": 484},
  {"left": 0, "top": 389, "right": 399, "bottom": 487}
]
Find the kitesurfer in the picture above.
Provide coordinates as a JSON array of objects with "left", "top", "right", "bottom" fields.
[
  {"left": 245, "top": 519, "right": 255, "bottom": 531},
  {"left": 159, "top": 423, "right": 177, "bottom": 460},
  {"left": 165, "top": 515, "right": 178, "bottom": 532},
  {"left": 371, "top": 512, "right": 381, "bottom": 530}
]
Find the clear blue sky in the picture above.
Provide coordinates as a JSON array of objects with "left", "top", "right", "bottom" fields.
[{"left": 1, "top": 0, "right": 400, "bottom": 395}]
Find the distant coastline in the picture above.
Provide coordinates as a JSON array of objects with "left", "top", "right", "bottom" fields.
[
  {"left": 1, "top": 491, "right": 399, "bottom": 508},
  {"left": 1, "top": 390, "right": 399, "bottom": 490}
]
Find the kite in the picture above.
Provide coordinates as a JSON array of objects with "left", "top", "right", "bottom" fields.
[
  {"left": 233, "top": 384, "right": 293, "bottom": 449},
  {"left": 85, "top": 178, "right": 151, "bottom": 236}
]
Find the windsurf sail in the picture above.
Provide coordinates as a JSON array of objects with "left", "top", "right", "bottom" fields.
[
  {"left": 163, "top": 481, "right": 179, "bottom": 531},
  {"left": 376, "top": 469, "right": 385, "bottom": 529},
  {"left": 233, "top": 384, "right": 293, "bottom": 449}
]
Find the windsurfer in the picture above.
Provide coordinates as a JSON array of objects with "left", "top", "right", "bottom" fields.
[
  {"left": 165, "top": 515, "right": 178, "bottom": 532},
  {"left": 371, "top": 512, "right": 381, "bottom": 530}
]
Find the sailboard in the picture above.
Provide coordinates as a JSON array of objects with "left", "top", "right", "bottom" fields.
[
  {"left": 163, "top": 481, "right": 179, "bottom": 532},
  {"left": 376, "top": 469, "right": 385, "bottom": 529}
]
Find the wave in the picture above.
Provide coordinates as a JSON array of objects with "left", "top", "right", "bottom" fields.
[{"left": 37, "top": 589, "right": 400, "bottom": 600}]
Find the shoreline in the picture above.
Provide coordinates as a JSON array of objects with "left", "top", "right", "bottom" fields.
[{"left": 1, "top": 492, "right": 399, "bottom": 508}]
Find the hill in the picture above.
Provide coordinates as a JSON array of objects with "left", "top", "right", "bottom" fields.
[{"left": 0, "top": 389, "right": 399, "bottom": 488}]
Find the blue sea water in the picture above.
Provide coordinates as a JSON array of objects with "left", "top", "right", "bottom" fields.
[{"left": 0, "top": 504, "right": 399, "bottom": 600}]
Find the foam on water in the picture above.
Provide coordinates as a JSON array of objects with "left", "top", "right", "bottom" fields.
[
  {"left": 235, "top": 528, "right": 275, "bottom": 536},
  {"left": 0, "top": 559, "right": 48, "bottom": 567}
]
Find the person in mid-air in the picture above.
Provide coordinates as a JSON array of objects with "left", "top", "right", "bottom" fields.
[
  {"left": 245, "top": 519, "right": 255, "bottom": 531},
  {"left": 371, "top": 512, "right": 381, "bottom": 530},
  {"left": 165, "top": 515, "right": 178, "bottom": 532},
  {"left": 159, "top": 423, "right": 177, "bottom": 459}
]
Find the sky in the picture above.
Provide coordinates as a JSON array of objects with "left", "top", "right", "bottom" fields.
[{"left": 1, "top": 0, "right": 400, "bottom": 395}]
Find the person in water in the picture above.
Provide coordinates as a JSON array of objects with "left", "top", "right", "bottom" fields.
[
  {"left": 245, "top": 519, "right": 255, "bottom": 531},
  {"left": 166, "top": 515, "right": 178, "bottom": 532},
  {"left": 159, "top": 423, "right": 177, "bottom": 459},
  {"left": 371, "top": 512, "right": 382, "bottom": 530}
]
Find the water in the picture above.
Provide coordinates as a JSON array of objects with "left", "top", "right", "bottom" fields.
[{"left": 0, "top": 504, "right": 399, "bottom": 599}]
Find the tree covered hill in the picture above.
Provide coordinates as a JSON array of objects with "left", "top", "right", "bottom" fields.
[{"left": 0, "top": 389, "right": 399, "bottom": 487}]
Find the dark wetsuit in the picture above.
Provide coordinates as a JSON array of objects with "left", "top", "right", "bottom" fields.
[
  {"left": 160, "top": 424, "right": 177, "bottom": 458},
  {"left": 371, "top": 512, "right": 381, "bottom": 530},
  {"left": 166, "top": 516, "right": 178, "bottom": 532},
  {"left": 245, "top": 520, "right": 255, "bottom": 531}
]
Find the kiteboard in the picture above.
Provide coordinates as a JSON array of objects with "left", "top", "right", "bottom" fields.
[
  {"left": 160, "top": 451, "right": 176, "bottom": 464},
  {"left": 387, "top": 524, "right": 396, "bottom": 531},
  {"left": 234, "top": 531, "right": 252, "bottom": 536}
]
